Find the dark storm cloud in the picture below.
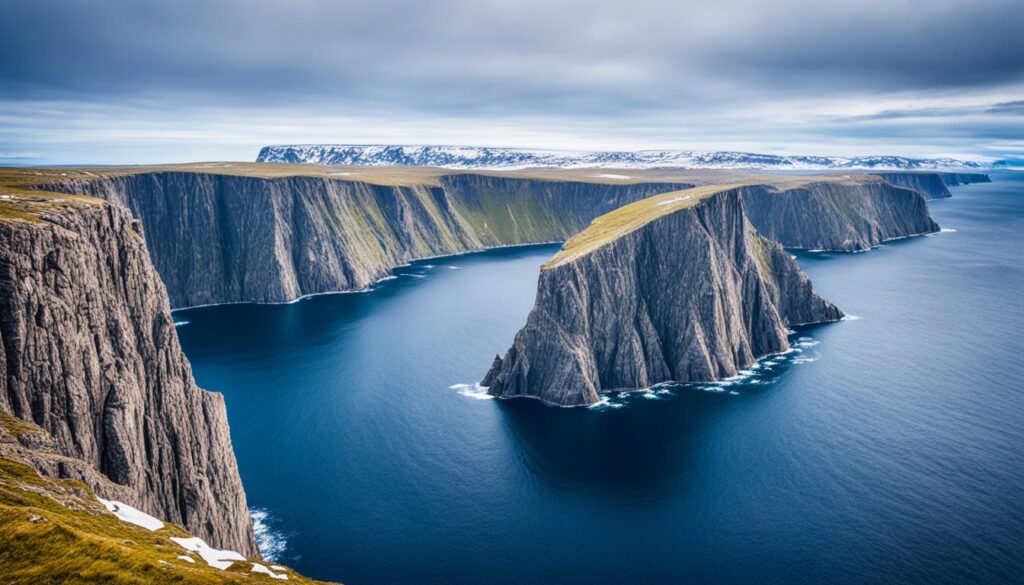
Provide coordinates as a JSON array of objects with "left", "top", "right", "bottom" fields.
[
  {"left": 0, "top": 0, "right": 1021, "bottom": 163},
  {"left": 2, "top": 0, "right": 1021, "bottom": 111}
]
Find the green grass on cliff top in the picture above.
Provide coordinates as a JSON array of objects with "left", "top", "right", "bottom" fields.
[
  {"left": 544, "top": 175, "right": 879, "bottom": 268},
  {"left": 0, "top": 414, "right": 336, "bottom": 585}
]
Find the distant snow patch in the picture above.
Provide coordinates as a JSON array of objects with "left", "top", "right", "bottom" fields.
[
  {"left": 170, "top": 536, "right": 246, "bottom": 571},
  {"left": 593, "top": 173, "right": 632, "bottom": 179},
  {"left": 656, "top": 195, "right": 691, "bottom": 206},
  {"left": 97, "top": 498, "right": 164, "bottom": 531}
]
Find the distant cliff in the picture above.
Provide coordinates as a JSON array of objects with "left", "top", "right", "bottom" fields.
[
  {"left": 873, "top": 172, "right": 953, "bottom": 199},
  {"left": 741, "top": 178, "right": 940, "bottom": 251},
  {"left": 483, "top": 183, "right": 844, "bottom": 406},
  {"left": 873, "top": 171, "right": 991, "bottom": 199},
  {"left": 0, "top": 198, "right": 257, "bottom": 556},
  {"left": 44, "top": 173, "right": 692, "bottom": 307},
  {"left": 938, "top": 172, "right": 992, "bottom": 186}
]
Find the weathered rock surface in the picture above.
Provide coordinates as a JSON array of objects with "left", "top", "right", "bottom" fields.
[
  {"left": 483, "top": 184, "right": 843, "bottom": 406},
  {"left": 938, "top": 172, "right": 992, "bottom": 187},
  {"left": 740, "top": 178, "right": 940, "bottom": 251},
  {"left": 873, "top": 172, "right": 953, "bottom": 199},
  {"left": 0, "top": 202, "right": 257, "bottom": 556},
  {"left": 871, "top": 171, "right": 991, "bottom": 198},
  {"left": 46, "top": 173, "right": 692, "bottom": 308}
]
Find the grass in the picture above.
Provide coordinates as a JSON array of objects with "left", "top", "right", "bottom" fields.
[
  {"left": 0, "top": 414, "right": 336, "bottom": 585},
  {"left": 544, "top": 175, "right": 878, "bottom": 268}
]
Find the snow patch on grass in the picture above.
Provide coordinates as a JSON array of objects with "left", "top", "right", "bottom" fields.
[
  {"left": 97, "top": 498, "right": 164, "bottom": 531},
  {"left": 170, "top": 536, "right": 246, "bottom": 571},
  {"left": 252, "top": 562, "right": 289, "bottom": 580}
]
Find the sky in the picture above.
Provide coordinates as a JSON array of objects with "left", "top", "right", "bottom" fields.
[{"left": 1, "top": 0, "right": 1022, "bottom": 165}]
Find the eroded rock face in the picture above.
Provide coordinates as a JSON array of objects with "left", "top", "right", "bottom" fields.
[
  {"left": 937, "top": 172, "right": 991, "bottom": 187},
  {"left": 483, "top": 188, "right": 843, "bottom": 406},
  {"left": 740, "top": 179, "right": 940, "bottom": 251},
  {"left": 873, "top": 172, "right": 953, "bottom": 199},
  {"left": 0, "top": 203, "right": 257, "bottom": 556},
  {"left": 47, "top": 173, "right": 693, "bottom": 308}
]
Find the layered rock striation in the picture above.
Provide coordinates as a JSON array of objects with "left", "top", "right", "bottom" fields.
[
  {"left": 483, "top": 182, "right": 844, "bottom": 406},
  {"left": 741, "top": 177, "right": 940, "bottom": 251},
  {"left": 0, "top": 198, "right": 257, "bottom": 556},
  {"left": 44, "top": 172, "right": 692, "bottom": 307}
]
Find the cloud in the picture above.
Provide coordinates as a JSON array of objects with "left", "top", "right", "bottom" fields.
[{"left": 0, "top": 0, "right": 1021, "bottom": 163}]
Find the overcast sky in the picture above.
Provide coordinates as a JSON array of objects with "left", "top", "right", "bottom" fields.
[{"left": 1, "top": 0, "right": 1021, "bottom": 164}]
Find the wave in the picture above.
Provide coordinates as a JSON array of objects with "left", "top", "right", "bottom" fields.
[
  {"left": 449, "top": 383, "right": 495, "bottom": 400},
  {"left": 173, "top": 320, "right": 190, "bottom": 327},
  {"left": 250, "top": 508, "right": 288, "bottom": 563},
  {"left": 591, "top": 333, "right": 824, "bottom": 409}
]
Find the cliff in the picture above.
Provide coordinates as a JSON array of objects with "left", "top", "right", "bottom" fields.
[
  {"left": 741, "top": 177, "right": 940, "bottom": 251},
  {"left": 0, "top": 413, "right": 331, "bottom": 583},
  {"left": 938, "top": 172, "right": 992, "bottom": 186},
  {"left": 482, "top": 182, "right": 844, "bottom": 406},
  {"left": 873, "top": 172, "right": 953, "bottom": 199},
  {"left": 0, "top": 194, "right": 257, "bottom": 556},
  {"left": 44, "top": 172, "right": 692, "bottom": 308}
]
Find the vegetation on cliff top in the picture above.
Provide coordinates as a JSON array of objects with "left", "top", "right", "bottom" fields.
[
  {"left": 544, "top": 175, "right": 880, "bottom": 268},
  {"left": 0, "top": 415, "right": 335, "bottom": 585}
]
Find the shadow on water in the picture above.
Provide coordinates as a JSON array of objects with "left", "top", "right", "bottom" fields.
[{"left": 492, "top": 319, "right": 835, "bottom": 500}]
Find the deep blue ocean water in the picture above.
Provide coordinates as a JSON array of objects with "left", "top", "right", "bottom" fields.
[{"left": 175, "top": 174, "right": 1024, "bottom": 585}]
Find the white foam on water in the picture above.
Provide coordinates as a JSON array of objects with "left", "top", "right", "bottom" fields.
[
  {"left": 250, "top": 508, "right": 288, "bottom": 563},
  {"left": 173, "top": 320, "right": 190, "bottom": 327},
  {"left": 404, "top": 274, "right": 427, "bottom": 279},
  {"left": 449, "top": 383, "right": 495, "bottom": 400},
  {"left": 841, "top": 315, "right": 862, "bottom": 321},
  {"left": 448, "top": 266, "right": 461, "bottom": 270},
  {"left": 940, "top": 227, "right": 958, "bottom": 233},
  {"left": 377, "top": 275, "right": 398, "bottom": 282}
]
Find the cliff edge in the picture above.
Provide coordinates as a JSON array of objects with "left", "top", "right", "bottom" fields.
[
  {"left": 0, "top": 192, "right": 257, "bottom": 556},
  {"left": 483, "top": 181, "right": 844, "bottom": 406}
]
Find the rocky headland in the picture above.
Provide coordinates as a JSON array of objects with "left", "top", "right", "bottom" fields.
[{"left": 483, "top": 180, "right": 849, "bottom": 406}]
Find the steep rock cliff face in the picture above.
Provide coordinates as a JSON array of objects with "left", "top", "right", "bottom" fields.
[
  {"left": 0, "top": 201, "right": 257, "bottom": 556},
  {"left": 740, "top": 178, "right": 940, "bottom": 251},
  {"left": 483, "top": 186, "right": 843, "bottom": 406},
  {"left": 938, "top": 172, "right": 991, "bottom": 186},
  {"left": 873, "top": 172, "right": 953, "bottom": 199},
  {"left": 45, "top": 173, "right": 691, "bottom": 307}
]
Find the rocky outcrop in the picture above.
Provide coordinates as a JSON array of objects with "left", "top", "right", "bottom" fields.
[
  {"left": 0, "top": 201, "right": 257, "bottom": 556},
  {"left": 741, "top": 178, "right": 940, "bottom": 251},
  {"left": 483, "top": 184, "right": 843, "bottom": 406},
  {"left": 43, "top": 173, "right": 692, "bottom": 308}
]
